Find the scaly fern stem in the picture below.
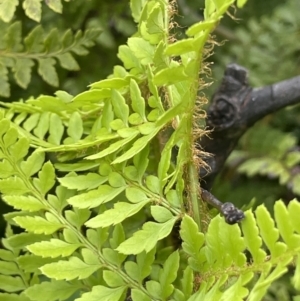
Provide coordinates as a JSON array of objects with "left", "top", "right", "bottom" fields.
[
  {"left": 185, "top": 31, "right": 210, "bottom": 230},
  {"left": 188, "top": 162, "right": 201, "bottom": 230}
]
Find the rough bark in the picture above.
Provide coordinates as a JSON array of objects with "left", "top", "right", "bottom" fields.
[{"left": 200, "top": 64, "right": 300, "bottom": 190}]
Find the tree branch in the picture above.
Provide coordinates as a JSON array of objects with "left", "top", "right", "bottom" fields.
[{"left": 200, "top": 64, "right": 300, "bottom": 189}]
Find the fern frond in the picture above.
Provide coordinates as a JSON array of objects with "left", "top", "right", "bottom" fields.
[
  {"left": 0, "top": 21, "right": 101, "bottom": 97},
  {"left": 180, "top": 200, "right": 300, "bottom": 300},
  {"left": 227, "top": 123, "right": 300, "bottom": 196},
  {"left": 0, "top": 0, "right": 70, "bottom": 23}
]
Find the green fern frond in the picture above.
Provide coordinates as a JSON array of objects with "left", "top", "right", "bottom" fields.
[
  {"left": 217, "top": 0, "right": 300, "bottom": 86},
  {"left": 180, "top": 201, "right": 300, "bottom": 300},
  {"left": 0, "top": 21, "right": 101, "bottom": 97},
  {"left": 227, "top": 123, "right": 300, "bottom": 196},
  {"left": 0, "top": 0, "right": 70, "bottom": 23}
]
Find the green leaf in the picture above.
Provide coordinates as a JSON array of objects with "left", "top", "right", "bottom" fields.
[
  {"left": 0, "top": 275, "right": 26, "bottom": 292},
  {"left": 14, "top": 58, "right": 34, "bottom": 89},
  {"left": 151, "top": 206, "right": 174, "bottom": 223},
  {"left": 55, "top": 161, "right": 100, "bottom": 172},
  {"left": 128, "top": 37, "right": 155, "bottom": 65},
  {"left": 13, "top": 216, "right": 63, "bottom": 234},
  {"left": 292, "top": 256, "right": 300, "bottom": 290},
  {"left": 108, "top": 172, "right": 126, "bottom": 187},
  {"left": 0, "top": 64, "right": 10, "bottom": 97},
  {"left": 9, "top": 137, "right": 30, "bottom": 161},
  {"left": 24, "top": 280, "right": 79, "bottom": 301},
  {"left": 27, "top": 239, "right": 82, "bottom": 258},
  {"left": 75, "top": 285, "right": 126, "bottom": 301},
  {"left": 112, "top": 130, "right": 159, "bottom": 164},
  {"left": 153, "top": 65, "right": 189, "bottom": 86},
  {"left": 130, "top": 79, "right": 146, "bottom": 120},
  {"left": 0, "top": 249, "right": 14, "bottom": 261},
  {"left": 180, "top": 215, "right": 204, "bottom": 270},
  {"left": 186, "top": 20, "right": 216, "bottom": 37},
  {"left": 38, "top": 58, "right": 58, "bottom": 86},
  {"left": 63, "top": 228, "right": 80, "bottom": 244},
  {"left": 255, "top": 204, "right": 287, "bottom": 257},
  {"left": 118, "top": 45, "right": 142, "bottom": 72},
  {"left": 181, "top": 266, "right": 194, "bottom": 298},
  {"left": 48, "top": 113, "right": 64, "bottom": 145},
  {"left": 111, "top": 89, "right": 129, "bottom": 125},
  {"left": 90, "top": 78, "right": 129, "bottom": 89},
  {"left": 86, "top": 132, "right": 139, "bottom": 160},
  {"left": 133, "top": 145, "right": 149, "bottom": 181},
  {"left": 146, "top": 4, "right": 164, "bottom": 34},
  {"left": 33, "top": 112, "right": 50, "bottom": 139},
  {"left": 145, "top": 175, "right": 160, "bottom": 194},
  {"left": 0, "top": 177, "right": 30, "bottom": 195},
  {"left": 24, "top": 25, "right": 44, "bottom": 51},
  {"left": 17, "top": 254, "right": 56, "bottom": 273},
  {"left": 23, "top": 0, "right": 42, "bottom": 22},
  {"left": 0, "top": 260, "right": 19, "bottom": 275},
  {"left": 45, "top": 0, "right": 63, "bottom": 13},
  {"left": 117, "top": 218, "right": 177, "bottom": 254},
  {"left": 68, "top": 185, "right": 126, "bottom": 209},
  {"left": 0, "top": 118, "right": 10, "bottom": 137},
  {"left": 73, "top": 90, "right": 109, "bottom": 105},
  {"left": 103, "top": 248, "right": 126, "bottom": 267},
  {"left": 81, "top": 248, "right": 101, "bottom": 265},
  {"left": 20, "top": 151, "right": 45, "bottom": 177},
  {"left": 204, "top": 216, "right": 245, "bottom": 270},
  {"left": 241, "top": 210, "right": 266, "bottom": 264},
  {"left": 274, "top": 200, "right": 300, "bottom": 248},
  {"left": 146, "top": 280, "right": 161, "bottom": 299},
  {"left": 0, "top": 0, "right": 18, "bottom": 23},
  {"left": 165, "top": 39, "right": 197, "bottom": 56},
  {"left": 85, "top": 200, "right": 150, "bottom": 228},
  {"left": 3, "top": 127, "right": 18, "bottom": 147},
  {"left": 166, "top": 189, "right": 181, "bottom": 208},
  {"left": 103, "top": 271, "right": 125, "bottom": 287},
  {"left": 137, "top": 247, "right": 156, "bottom": 281},
  {"left": 124, "top": 261, "right": 139, "bottom": 282},
  {"left": 159, "top": 250, "right": 180, "bottom": 298},
  {"left": 58, "top": 173, "right": 107, "bottom": 191},
  {"left": 7, "top": 233, "right": 50, "bottom": 249},
  {"left": 66, "top": 112, "right": 83, "bottom": 142},
  {"left": 3, "top": 195, "right": 46, "bottom": 212},
  {"left": 288, "top": 200, "right": 300, "bottom": 233},
  {"left": 0, "top": 159, "right": 14, "bottom": 178},
  {"left": 17, "top": 254, "right": 54, "bottom": 273},
  {"left": 41, "top": 257, "right": 102, "bottom": 280},
  {"left": 131, "top": 289, "right": 152, "bottom": 301},
  {"left": 33, "top": 161, "right": 55, "bottom": 195},
  {"left": 126, "top": 187, "right": 148, "bottom": 203},
  {"left": 22, "top": 113, "right": 39, "bottom": 132},
  {"left": 130, "top": 0, "right": 147, "bottom": 22}
]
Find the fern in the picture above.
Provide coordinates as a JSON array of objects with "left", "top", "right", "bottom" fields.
[
  {"left": 180, "top": 201, "right": 300, "bottom": 300},
  {"left": 215, "top": 0, "right": 300, "bottom": 86},
  {"left": 2, "top": 0, "right": 300, "bottom": 300},
  {"left": 0, "top": 21, "right": 101, "bottom": 97},
  {"left": 226, "top": 123, "right": 300, "bottom": 196},
  {"left": 0, "top": 0, "right": 71, "bottom": 23}
]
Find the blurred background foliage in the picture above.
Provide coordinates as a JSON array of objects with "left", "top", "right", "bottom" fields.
[{"left": 0, "top": 0, "right": 300, "bottom": 299}]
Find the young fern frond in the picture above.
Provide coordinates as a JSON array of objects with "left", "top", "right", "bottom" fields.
[{"left": 0, "top": 21, "right": 101, "bottom": 97}]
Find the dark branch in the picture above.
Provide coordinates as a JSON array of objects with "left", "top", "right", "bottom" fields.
[
  {"left": 201, "top": 189, "right": 245, "bottom": 224},
  {"left": 200, "top": 64, "right": 300, "bottom": 190}
]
